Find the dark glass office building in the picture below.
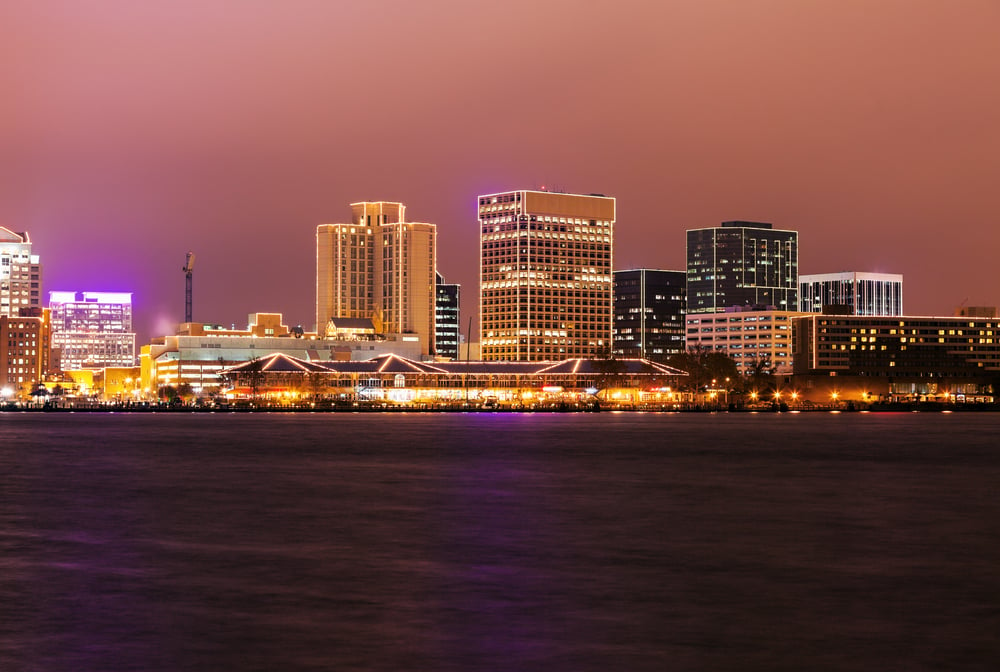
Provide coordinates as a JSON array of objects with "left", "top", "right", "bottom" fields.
[
  {"left": 435, "top": 272, "right": 460, "bottom": 359},
  {"left": 613, "top": 269, "right": 686, "bottom": 361},
  {"left": 686, "top": 221, "right": 798, "bottom": 314}
]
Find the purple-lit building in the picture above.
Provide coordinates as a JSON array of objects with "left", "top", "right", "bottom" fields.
[{"left": 49, "top": 291, "right": 136, "bottom": 370}]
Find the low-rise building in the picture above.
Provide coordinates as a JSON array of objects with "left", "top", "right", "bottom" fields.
[
  {"left": 222, "top": 352, "right": 688, "bottom": 406},
  {"left": 686, "top": 307, "right": 809, "bottom": 375},
  {"left": 140, "top": 312, "right": 422, "bottom": 397},
  {"left": 791, "top": 314, "right": 1000, "bottom": 402}
]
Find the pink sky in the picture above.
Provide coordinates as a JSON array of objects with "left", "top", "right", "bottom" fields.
[{"left": 2, "top": 1, "right": 998, "bottom": 344}]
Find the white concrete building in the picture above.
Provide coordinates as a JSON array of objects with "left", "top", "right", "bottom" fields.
[{"left": 799, "top": 271, "right": 903, "bottom": 316}]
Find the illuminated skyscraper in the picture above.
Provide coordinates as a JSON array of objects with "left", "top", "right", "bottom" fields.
[
  {"left": 686, "top": 221, "right": 798, "bottom": 313},
  {"left": 0, "top": 227, "right": 42, "bottom": 318},
  {"left": 49, "top": 291, "right": 136, "bottom": 370},
  {"left": 479, "top": 190, "right": 615, "bottom": 361},
  {"left": 317, "top": 202, "right": 436, "bottom": 356}
]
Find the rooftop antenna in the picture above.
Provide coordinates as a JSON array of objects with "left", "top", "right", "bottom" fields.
[{"left": 182, "top": 251, "right": 196, "bottom": 323}]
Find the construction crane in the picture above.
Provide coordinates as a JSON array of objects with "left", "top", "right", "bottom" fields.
[{"left": 182, "top": 251, "right": 196, "bottom": 323}]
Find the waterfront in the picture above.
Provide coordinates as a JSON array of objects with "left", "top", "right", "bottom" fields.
[{"left": 2, "top": 412, "right": 999, "bottom": 671}]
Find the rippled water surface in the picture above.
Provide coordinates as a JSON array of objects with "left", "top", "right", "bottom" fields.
[{"left": 2, "top": 412, "right": 999, "bottom": 671}]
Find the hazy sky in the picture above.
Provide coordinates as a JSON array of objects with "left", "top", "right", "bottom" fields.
[{"left": 2, "top": 0, "right": 998, "bottom": 344}]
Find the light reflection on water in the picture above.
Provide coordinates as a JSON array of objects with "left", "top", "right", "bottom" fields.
[{"left": 2, "top": 412, "right": 1000, "bottom": 671}]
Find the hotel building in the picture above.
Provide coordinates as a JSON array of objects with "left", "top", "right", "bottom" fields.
[
  {"left": 686, "top": 221, "right": 798, "bottom": 314},
  {"left": 0, "top": 227, "right": 42, "bottom": 318},
  {"left": 686, "top": 307, "right": 809, "bottom": 375},
  {"left": 799, "top": 271, "right": 903, "bottom": 316},
  {"left": 0, "top": 309, "right": 52, "bottom": 394},
  {"left": 479, "top": 190, "right": 615, "bottom": 361},
  {"left": 613, "top": 269, "right": 686, "bottom": 361},
  {"left": 792, "top": 314, "right": 1000, "bottom": 401},
  {"left": 317, "top": 202, "right": 436, "bottom": 356},
  {"left": 49, "top": 291, "right": 136, "bottom": 370}
]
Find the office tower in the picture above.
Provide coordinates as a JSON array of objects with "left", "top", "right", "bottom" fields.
[
  {"left": 316, "top": 202, "right": 436, "bottom": 356},
  {"left": 0, "top": 227, "right": 42, "bottom": 318},
  {"left": 435, "top": 272, "right": 461, "bottom": 360},
  {"left": 479, "top": 190, "right": 615, "bottom": 361},
  {"left": 686, "top": 221, "right": 798, "bottom": 314},
  {"left": 799, "top": 271, "right": 903, "bottom": 316},
  {"left": 0, "top": 309, "right": 51, "bottom": 393},
  {"left": 613, "top": 269, "right": 686, "bottom": 361},
  {"left": 49, "top": 291, "right": 136, "bottom": 370}
]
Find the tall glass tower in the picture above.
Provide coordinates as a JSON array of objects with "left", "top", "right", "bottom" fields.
[{"left": 686, "top": 221, "right": 798, "bottom": 314}]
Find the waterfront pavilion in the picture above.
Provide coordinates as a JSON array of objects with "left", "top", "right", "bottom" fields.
[{"left": 220, "top": 353, "right": 688, "bottom": 406}]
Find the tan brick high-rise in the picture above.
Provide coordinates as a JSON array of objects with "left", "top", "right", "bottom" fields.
[{"left": 479, "top": 190, "right": 615, "bottom": 361}]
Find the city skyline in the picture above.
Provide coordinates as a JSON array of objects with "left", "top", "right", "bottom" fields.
[{"left": 2, "top": 1, "right": 999, "bottom": 345}]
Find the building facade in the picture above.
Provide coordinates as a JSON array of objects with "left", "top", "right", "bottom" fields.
[
  {"left": 49, "top": 291, "right": 136, "bottom": 370},
  {"left": 479, "top": 190, "right": 615, "bottom": 361},
  {"left": 435, "top": 272, "right": 461, "bottom": 360},
  {"left": 317, "top": 202, "right": 436, "bottom": 356},
  {"left": 792, "top": 314, "right": 1000, "bottom": 401},
  {"left": 686, "top": 307, "right": 809, "bottom": 375},
  {"left": 222, "top": 352, "right": 687, "bottom": 407},
  {"left": 799, "top": 271, "right": 903, "bottom": 316},
  {"left": 686, "top": 221, "right": 798, "bottom": 314},
  {"left": 613, "top": 269, "right": 686, "bottom": 361},
  {"left": 0, "top": 310, "right": 51, "bottom": 395},
  {"left": 0, "top": 227, "right": 42, "bottom": 318},
  {"left": 141, "top": 312, "right": 422, "bottom": 396}
]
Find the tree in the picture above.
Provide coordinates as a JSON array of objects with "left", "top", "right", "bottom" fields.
[
  {"left": 744, "top": 355, "right": 776, "bottom": 396},
  {"left": 667, "top": 346, "right": 740, "bottom": 393},
  {"left": 176, "top": 383, "right": 195, "bottom": 403}
]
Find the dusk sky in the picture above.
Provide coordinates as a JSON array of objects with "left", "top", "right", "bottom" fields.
[{"left": 3, "top": 1, "right": 998, "bottom": 344}]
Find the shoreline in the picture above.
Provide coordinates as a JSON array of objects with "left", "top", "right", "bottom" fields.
[{"left": 3, "top": 402, "right": 998, "bottom": 414}]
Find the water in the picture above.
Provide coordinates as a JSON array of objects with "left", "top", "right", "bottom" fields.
[{"left": 2, "top": 412, "right": 999, "bottom": 671}]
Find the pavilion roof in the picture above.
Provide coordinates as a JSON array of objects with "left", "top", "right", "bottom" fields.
[{"left": 223, "top": 352, "right": 688, "bottom": 377}]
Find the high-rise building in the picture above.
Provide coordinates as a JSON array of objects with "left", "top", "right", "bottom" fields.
[
  {"left": 0, "top": 309, "right": 52, "bottom": 394},
  {"left": 49, "top": 291, "right": 136, "bottom": 370},
  {"left": 799, "top": 271, "right": 903, "bottom": 316},
  {"left": 316, "top": 202, "right": 437, "bottom": 356},
  {"left": 479, "top": 190, "right": 615, "bottom": 361},
  {"left": 613, "top": 269, "right": 686, "bottom": 361},
  {"left": 435, "top": 272, "right": 461, "bottom": 360},
  {"left": 0, "top": 227, "right": 42, "bottom": 318},
  {"left": 686, "top": 221, "right": 798, "bottom": 314}
]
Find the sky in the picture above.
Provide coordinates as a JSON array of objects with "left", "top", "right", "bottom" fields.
[{"left": 2, "top": 0, "right": 999, "bottom": 345}]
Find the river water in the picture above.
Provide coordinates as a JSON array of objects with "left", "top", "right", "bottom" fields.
[{"left": 2, "top": 411, "right": 999, "bottom": 671}]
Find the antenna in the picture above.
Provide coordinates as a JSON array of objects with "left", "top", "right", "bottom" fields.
[{"left": 182, "top": 251, "right": 196, "bottom": 323}]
